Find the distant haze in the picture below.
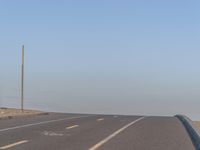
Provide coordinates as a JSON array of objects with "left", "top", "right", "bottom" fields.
[{"left": 0, "top": 1, "right": 200, "bottom": 120}]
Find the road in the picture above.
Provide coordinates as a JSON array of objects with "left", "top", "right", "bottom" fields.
[{"left": 0, "top": 113, "right": 195, "bottom": 150}]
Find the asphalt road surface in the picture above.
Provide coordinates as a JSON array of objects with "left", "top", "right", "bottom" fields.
[{"left": 0, "top": 113, "right": 195, "bottom": 150}]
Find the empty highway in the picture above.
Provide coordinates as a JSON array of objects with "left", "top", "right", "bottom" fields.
[{"left": 0, "top": 113, "right": 195, "bottom": 150}]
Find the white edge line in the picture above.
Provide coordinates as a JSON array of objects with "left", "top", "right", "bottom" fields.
[
  {"left": 0, "top": 115, "right": 95, "bottom": 132},
  {"left": 89, "top": 116, "right": 146, "bottom": 150}
]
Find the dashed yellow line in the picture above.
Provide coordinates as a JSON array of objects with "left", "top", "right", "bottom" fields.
[
  {"left": 66, "top": 125, "right": 79, "bottom": 129},
  {"left": 0, "top": 140, "right": 28, "bottom": 149},
  {"left": 97, "top": 118, "right": 104, "bottom": 122}
]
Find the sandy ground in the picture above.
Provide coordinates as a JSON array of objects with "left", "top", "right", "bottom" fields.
[
  {"left": 0, "top": 107, "right": 46, "bottom": 119},
  {"left": 194, "top": 121, "right": 200, "bottom": 129}
]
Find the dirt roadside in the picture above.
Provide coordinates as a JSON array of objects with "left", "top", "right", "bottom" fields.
[
  {"left": 0, "top": 107, "right": 48, "bottom": 120},
  {"left": 195, "top": 121, "right": 200, "bottom": 129}
]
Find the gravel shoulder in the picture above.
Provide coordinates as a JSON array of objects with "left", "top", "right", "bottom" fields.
[{"left": 0, "top": 107, "right": 47, "bottom": 120}]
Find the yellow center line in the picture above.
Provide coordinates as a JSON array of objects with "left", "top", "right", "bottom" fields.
[
  {"left": 0, "top": 140, "right": 28, "bottom": 149},
  {"left": 97, "top": 118, "right": 104, "bottom": 122},
  {"left": 66, "top": 125, "right": 79, "bottom": 129}
]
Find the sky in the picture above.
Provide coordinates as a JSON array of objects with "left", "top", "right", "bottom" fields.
[{"left": 0, "top": 0, "right": 200, "bottom": 120}]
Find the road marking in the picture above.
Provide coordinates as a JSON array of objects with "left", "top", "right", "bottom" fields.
[
  {"left": 0, "top": 115, "right": 94, "bottom": 132},
  {"left": 97, "top": 118, "right": 104, "bottom": 122},
  {"left": 89, "top": 117, "right": 146, "bottom": 150},
  {"left": 0, "top": 140, "right": 28, "bottom": 149},
  {"left": 43, "top": 131, "right": 64, "bottom": 136},
  {"left": 66, "top": 125, "right": 79, "bottom": 129}
]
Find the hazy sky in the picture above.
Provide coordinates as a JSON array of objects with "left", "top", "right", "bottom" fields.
[{"left": 0, "top": 1, "right": 200, "bottom": 119}]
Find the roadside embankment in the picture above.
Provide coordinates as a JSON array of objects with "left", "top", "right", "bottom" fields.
[{"left": 0, "top": 107, "right": 48, "bottom": 120}]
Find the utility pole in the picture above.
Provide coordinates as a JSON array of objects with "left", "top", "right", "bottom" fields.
[{"left": 21, "top": 45, "right": 24, "bottom": 112}]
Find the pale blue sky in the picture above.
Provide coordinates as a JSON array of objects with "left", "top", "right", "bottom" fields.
[{"left": 0, "top": 1, "right": 200, "bottom": 119}]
